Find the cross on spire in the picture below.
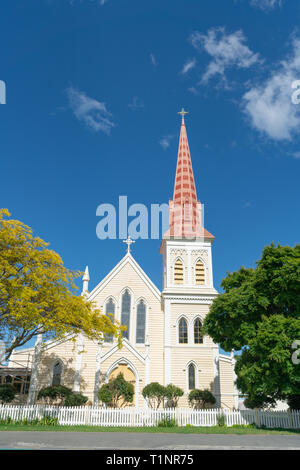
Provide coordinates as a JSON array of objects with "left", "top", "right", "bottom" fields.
[
  {"left": 123, "top": 236, "right": 135, "bottom": 253},
  {"left": 178, "top": 108, "right": 188, "bottom": 122}
]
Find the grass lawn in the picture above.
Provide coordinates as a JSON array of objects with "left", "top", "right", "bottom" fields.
[{"left": 0, "top": 424, "right": 300, "bottom": 434}]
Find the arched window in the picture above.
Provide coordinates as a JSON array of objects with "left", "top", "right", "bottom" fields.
[
  {"left": 52, "top": 361, "right": 62, "bottom": 386},
  {"left": 136, "top": 300, "right": 146, "bottom": 344},
  {"left": 188, "top": 363, "right": 196, "bottom": 390},
  {"left": 174, "top": 259, "right": 184, "bottom": 284},
  {"left": 195, "top": 260, "right": 205, "bottom": 285},
  {"left": 179, "top": 317, "right": 188, "bottom": 344},
  {"left": 105, "top": 298, "right": 115, "bottom": 342},
  {"left": 194, "top": 318, "right": 203, "bottom": 344},
  {"left": 121, "top": 289, "right": 131, "bottom": 340}
]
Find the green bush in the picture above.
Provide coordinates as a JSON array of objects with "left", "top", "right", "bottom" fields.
[
  {"left": 37, "top": 385, "right": 72, "bottom": 405},
  {"left": 217, "top": 414, "right": 226, "bottom": 427},
  {"left": 65, "top": 392, "right": 88, "bottom": 407},
  {"left": 287, "top": 395, "right": 300, "bottom": 410},
  {"left": 165, "top": 384, "right": 184, "bottom": 408},
  {"left": 142, "top": 382, "right": 166, "bottom": 409},
  {"left": 188, "top": 389, "right": 216, "bottom": 409},
  {"left": 0, "top": 384, "right": 16, "bottom": 404},
  {"left": 157, "top": 415, "right": 177, "bottom": 428},
  {"left": 98, "top": 373, "right": 134, "bottom": 408}
]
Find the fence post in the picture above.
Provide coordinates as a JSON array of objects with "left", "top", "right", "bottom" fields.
[
  {"left": 287, "top": 409, "right": 293, "bottom": 429},
  {"left": 254, "top": 408, "right": 259, "bottom": 427}
]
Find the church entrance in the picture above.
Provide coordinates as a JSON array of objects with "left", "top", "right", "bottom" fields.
[{"left": 108, "top": 364, "right": 136, "bottom": 407}]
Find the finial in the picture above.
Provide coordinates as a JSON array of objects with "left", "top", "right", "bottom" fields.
[
  {"left": 123, "top": 236, "right": 135, "bottom": 253},
  {"left": 178, "top": 108, "right": 188, "bottom": 122},
  {"left": 82, "top": 266, "right": 90, "bottom": 295}
]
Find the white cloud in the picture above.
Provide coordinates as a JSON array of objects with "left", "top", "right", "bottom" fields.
[
  {"left": 150, "top": 53, "right": 158, "bottom": 67},
  {"left": 242, "top": 37, "right": 300, "bottom": 141},
  {"left": 180, "top": 58, "right": 196, "bottom": 75},
  {"left": 159, "top": 135, "right": 174, "bottom": 150},
  {"left": 66, "top": 87, "right": 114, "bottom": 134},
  {"left": 292, "top": 151, "right": 300, "bottom": 159},
  {"left": 190, "top": 27, "right": 261, "bottom": 85},
  {"left": 250, "top": 0, "right": 282, "bottom": 11},
  {"left": 128, "top": 96, "right": 144, "bottom": 110}
]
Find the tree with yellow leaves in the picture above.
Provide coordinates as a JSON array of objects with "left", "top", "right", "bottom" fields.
[{"left": 0, "top": 209, "right": 123, "bottom": 363}]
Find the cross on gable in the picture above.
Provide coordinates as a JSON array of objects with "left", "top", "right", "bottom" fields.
[{"left": 123, "top": 236, "right": 135, "bottom": 253}]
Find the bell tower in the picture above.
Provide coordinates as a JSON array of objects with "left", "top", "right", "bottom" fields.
[{"left": 160, "top": 110, "right": 219, "bottom": 401}]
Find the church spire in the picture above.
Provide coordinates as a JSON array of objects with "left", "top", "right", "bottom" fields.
[
  {"left": 166, "top": 109, "right": 214, "bottom": 239},
  {"left": 173, "top": 108, "right": 198, "bottom": 206}
]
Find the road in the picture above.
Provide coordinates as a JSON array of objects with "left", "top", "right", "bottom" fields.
[{"left": 0, "top": 431, "right": 300, "bottom": 450}]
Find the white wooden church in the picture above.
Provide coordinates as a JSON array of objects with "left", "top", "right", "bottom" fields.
[{"left": 8, "top": 111, "right": 237, "bottom": 408}]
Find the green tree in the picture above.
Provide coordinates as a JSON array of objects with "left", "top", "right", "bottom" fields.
[
  {"left": 0, "top": 384, "right": 16, "bottom": 404},
  {"left": 165, "top": 384, "right": 184, "bottom": 408},
  {"left": 203, "top": 243, "right": 300, "bottom": 408},
  {"left": 64, "top": 392, "right": 88, "bottom": 407},
  {"left": 98, "top": 373, "right": 134, "bottom": 408},
  {"left": 37, "top": 385, "right": 72, "bottom": 405},
  {"left": 188, "top": 389, "right": 216, "bottom": 409},
  {"left": 142, "top": 382, "right": 166, "bottom": 409},
  {"left": 0, "top": 209, "right": 124, "bottom": 363}
]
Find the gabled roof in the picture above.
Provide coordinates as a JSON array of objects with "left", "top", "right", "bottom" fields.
[{"left": 88, "top": 252, "right": 161, "bottom": 302}]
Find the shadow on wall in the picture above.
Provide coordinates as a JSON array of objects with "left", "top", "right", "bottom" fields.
[{"left": 36, "top": 352, "right": 89, "bottom": 404}]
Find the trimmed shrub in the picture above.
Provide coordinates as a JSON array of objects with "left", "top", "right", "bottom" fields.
[
  {"left": 37, "top": 385, "right": 72, "bottom": 405},
  {"left": 142, "top": 382, "right": 166, "bottom": 409},
  {"left": 188, "top": 389, "right": 216, "bottom": 409},
  {"left": 65, "top": 392, "right": 88, "bottom": 407},
  {"left": 0, "top": 384, "right": 16, "bottom": 404}
]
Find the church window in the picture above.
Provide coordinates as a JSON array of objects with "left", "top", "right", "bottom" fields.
[
  {"left": 194, "top": 318, "right": 203, "bottom": 344},
  {"left": 188, "top": 363, "right": 196, "bottom": 390},
  {"left": 195, "top": 260, "right": 205, "bottom": 285},
  {"left": 121, "top": 289, "right": 131, "bottom": 340},
  {"left": 174, "top": 259, "right": 184, "bottom": 284},
  {"left": 52, "top": 361, "right": 62, "bottom": 386},
  {"left": 104, "top": 298, "right": 115, "bottom": 343},
  {"left": 179, "top": 317, "right": 188, "bottom": 344},
  {"left": 136, "top": 300, "right": 146, "bottom": 344}
]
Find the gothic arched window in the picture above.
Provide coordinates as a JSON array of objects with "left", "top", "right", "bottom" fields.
[
  {"left": 188, "top": 363, "right": 196, "bottom": 390},
  {"left": 179, "top": 317, "right": 188, "bottom": 344},
  {"left": 121, "top": 289, "right": 131, "bottom": 340},
  {"left": 195, "top": 260, "right": 205, "bottom": 285},
  {"left": 174, "top": 259, "right": 184, "bottom": 284},
  {"left": 136, "top": 300, "right": 146, "bottom": 344},
  {"left": 105, "top": 298, "right": 115, "bottom": 342},
  {"left": 194, "top": 318, "right": 203, "bottom": 344},
  {"left": 52, "top": 361, "right": 62, "bottom": 386}
]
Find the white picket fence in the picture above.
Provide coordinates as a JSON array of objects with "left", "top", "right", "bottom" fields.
[{"left": 0, "top": 405, "right": 300, "bottom": 428}]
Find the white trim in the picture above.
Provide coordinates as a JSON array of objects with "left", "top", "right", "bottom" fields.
[
  {"left": 73, "top": 334, "right": 84, "bottom": 392},
  {"left": 164, "top": 299, "right": 171, "bottom": 386},
  {"left": 101, "top": 338, "right": 146, "bottom": 365},
  {"left": 93, "top": 342, "right": 102, "bottom": 405}
]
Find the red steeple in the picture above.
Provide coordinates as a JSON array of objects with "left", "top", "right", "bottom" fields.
[{"left": 165, "top": 109, "right": 214, "bottom": 240}]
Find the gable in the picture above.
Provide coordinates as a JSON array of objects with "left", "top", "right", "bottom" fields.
[{"left": 88, "top": 254, "right": 161, "bottom": 308}]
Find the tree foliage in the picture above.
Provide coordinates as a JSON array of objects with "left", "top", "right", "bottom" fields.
[
  {"left": 164, "top": 384, "right": 184, "bottom": 408},
  {"left": 203, "top": 243, "right": 300, "bottom": 408},
  {"left": 0, "top": 209, "right": 124, "bottom": 363},
  {"left": 142, "top": 382, "right": 166, "bottom": 409},
  {"left": 37, "top": 385, "right": 73, "bottom": 405},
  {"left": 0, "top": 384, "right": 16, "bottom": 404},
  {"left": 98, "top": 373, "right": 134, "bottom": 408},
  {"left": 188, "top": 389, "right": 216, "bottom": 409},
  {"left": 64, "top": 392, "right": 88, "bottom": 407}
]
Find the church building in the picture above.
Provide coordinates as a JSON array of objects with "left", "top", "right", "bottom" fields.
[{"left": 8, "top": 111, "right": 238, "bottom": 409}]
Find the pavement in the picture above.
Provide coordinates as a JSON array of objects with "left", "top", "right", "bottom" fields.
[{"left": 0, "top": 431, "right": 300, "bottom": 450}]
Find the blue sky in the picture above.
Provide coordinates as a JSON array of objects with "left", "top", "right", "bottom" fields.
[{"left": 0, "top": 0, "right": 299, "bottom": 307}]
